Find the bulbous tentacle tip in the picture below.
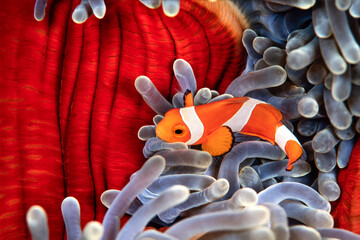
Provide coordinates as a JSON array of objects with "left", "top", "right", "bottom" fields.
[
  {"left": 26, "top": 206, "right": 49, "bottom": 240},
  {"left": 139, "top": 0, "right": 162, "bottom": 9},
  {"left": 26, "top": 205, "right": 47, "bottom": 225},
  {"left": 134, "top": 75, "right": 152, "bottom": 93},
  {"left": 83, "top": 221, "right": 104, "bottom": 240},
  {"left": 34, "top": 12, "right": 45, "bottom": 22},
  {"left": 34, "top": 0, "right": 47, "bottom": 21},
  {"left": 72, "top": 2, "right": 93, "bottom": 24},
  {"left": 162, "top": 0, "right": 180, "bottom": 17},
  {"left": 72, "top": 11, "right": 88, "bottom": 24},
  {"left": 92, "top": 5, "right": 106, "bottom": 19},
  {"left": 88, "top": 0, "right": 106, "bottom": 19}
]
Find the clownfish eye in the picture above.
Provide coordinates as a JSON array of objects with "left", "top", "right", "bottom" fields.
[
  {"left": 175, "top": 129, "right": 183, "bottom": 135},
  {"left": 172, "top": 124, "right": 186, "bottom": 137}
]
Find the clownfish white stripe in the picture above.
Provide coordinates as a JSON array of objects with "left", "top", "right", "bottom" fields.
[
  {"left": 179, "top": 106, "right": 204, "bottom": 145},
  {"left": 223, "top": 98, "right": 265, "bottom": 131},
  {"left": 275, "top": 125, "right": 301, "bottom": 151}
]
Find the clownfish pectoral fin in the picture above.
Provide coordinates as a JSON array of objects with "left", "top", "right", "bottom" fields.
[
  {"left": 184, "top": 89, "right": 194, "bottom": 107},
  {"left": 201, "top": 126, "right": 234, "bottom": 156}
]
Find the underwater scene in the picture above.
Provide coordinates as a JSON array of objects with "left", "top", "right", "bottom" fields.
[{"left": 2, "top": 0, "right": 360, "bottom": 239}]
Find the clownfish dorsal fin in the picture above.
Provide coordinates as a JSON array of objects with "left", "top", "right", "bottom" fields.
[
  {"left": 183, "top": 89, "right": 194, "bottom": 107},
  {"left": 201, "top": 126, "right": 234, "bottom": 156}
]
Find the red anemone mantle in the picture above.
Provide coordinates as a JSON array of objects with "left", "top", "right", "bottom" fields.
[
  {"left": 332, "top": 137, "right": 360, "bottom": 233},
  {"left": 1, "top": 0, "right": 360, "bottom": 238},
  {"left": 0, "top": 0, "right": 248, "bottom": 238}
]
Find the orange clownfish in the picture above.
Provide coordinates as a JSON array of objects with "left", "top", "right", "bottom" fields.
[{"left": 155, "top": 90, "right": 303, "bottom": 171}]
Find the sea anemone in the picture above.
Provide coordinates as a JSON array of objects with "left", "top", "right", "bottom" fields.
[
  {"left": 131, "top": 55, "right": 360, "bottom": 238},
  {"left": 2, "top": 0, "right": 360, "bottom": 239},
  {"left": 1, "top": 0, "right": 249, "bottom": 238},
  {"left": 26, "top": 156, "right": 360, "bottom": 239}
]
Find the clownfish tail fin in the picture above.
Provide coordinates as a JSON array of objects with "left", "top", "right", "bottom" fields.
[{"left": 275, "top": 124, "right": 303, "bottom": 171}]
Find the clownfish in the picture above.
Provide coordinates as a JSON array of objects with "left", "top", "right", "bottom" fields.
[{"left": 155, "top": 90, "right": 303, "bottom": 171}]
